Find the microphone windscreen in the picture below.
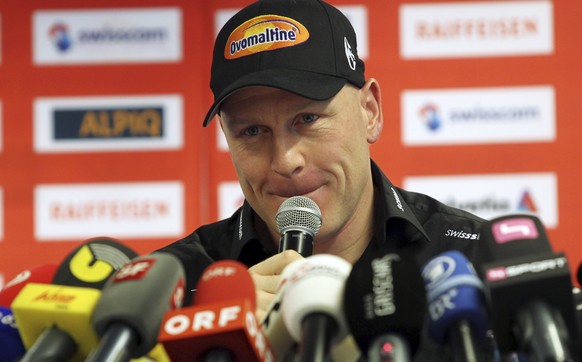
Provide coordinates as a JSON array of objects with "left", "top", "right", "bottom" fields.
[
  {"left": 11, "top": 283, "right": 102, "bottom": 359},
  {"left": 92, "top": 253, "right": 186, "bottom": 358},
  {"left": 0, "top": 306, "right": 26, "bottom": 362},
  {"left": 478, "top": 214, "right": 578, "bottom": 352},
  {"left": 280, "top": 254, "right": 352, "bottom": 343},
  {"left": 159, "top": 260, "right": 274, "bottom": 362},
  {"left": 0, "top": 264, "right": 58, "bottom": 307},
  {"left": 194, "top": 260, "right": 256, "bottom": 310},
  {"left": 478, "top": 214, "right": 552, "bottom": 264},
  {"left": 276, "top": 196, "right": 322, "bottom": 236},
  {"left": 52, "top": 236, "right": 137, "bottom": 289},
  {"left": 344, "top": 249, "right": 426, "bottom": 356},
  {"left": 422, "top": 250, "right": 488, "bottom": 345}
]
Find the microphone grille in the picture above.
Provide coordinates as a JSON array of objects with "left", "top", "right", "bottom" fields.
[{"left": 275, "top": 196, "right": 322, "bottom": 236}]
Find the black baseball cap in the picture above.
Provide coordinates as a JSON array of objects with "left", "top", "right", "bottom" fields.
[{"left": 203, "top": 0, "right": 366, "bottom": 126}]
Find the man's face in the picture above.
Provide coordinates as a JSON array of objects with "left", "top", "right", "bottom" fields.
[{"left": 219, "top": 83, "right": 381, "bottom": 244}]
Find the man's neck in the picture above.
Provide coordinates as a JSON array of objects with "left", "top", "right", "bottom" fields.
[
  {"left": 312, "top": 183, "right": 377, "bottom": 264},
  {"left": 258, "top": 183, "right": 377, "bottom": 264}
]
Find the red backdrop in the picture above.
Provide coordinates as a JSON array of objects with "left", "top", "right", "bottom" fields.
[{"left": 0, "top": 0, "right": 580, "bottom": 286}]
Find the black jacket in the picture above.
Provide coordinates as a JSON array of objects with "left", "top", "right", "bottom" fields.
[{"left": 156, "top": 160, "right": 489, "bottom": 361}]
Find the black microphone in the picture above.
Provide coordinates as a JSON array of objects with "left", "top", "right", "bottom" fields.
[
  {"left": 87, "top": 253, "right": 185, "bottom": 362},
  {"left": 343, "top": 249, "right": 427, "bottom": 362},
  {"left": 478, "top": 214, "right": 578, "bottom": 361},
  {"left": 275, "top": 196, "right": 322, "bottom": 257}
]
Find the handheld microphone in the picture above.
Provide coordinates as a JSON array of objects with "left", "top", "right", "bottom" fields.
[
  {"left": 275, "top": 196, "right": 322, "bottom": 257},
  {"left": 257, "top": 195, "right": 322, "bottom": 360},
  {"left": 88, "top": 253, "right": 185, "bottom": 362},
  {"left": 0, "top": 264, "right": 58, "bottom": 362},
  {"left": 343, "top": 249, "right": 426, "bottom": 362},
  {"left": 12, "top": 237, "right": 137, "bottom": 362},
  {"left": 280, "top": 254, "right": 352, "bottom": 362},
  {"left": 159, "top": 260, "right": 273, "bottom": 362},
  {"left": 479, "top": 214, "right": 578, "bottom": 361},
  {"left": 422, "top": 250, "right": 488, "bottom": 362}
]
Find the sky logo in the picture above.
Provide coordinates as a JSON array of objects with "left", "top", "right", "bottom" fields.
[
  {"left": 49, "top": 23, "right": 72, "bottom": 52},
  {"left": 420, "top": 103, "right": 441, "bottom": 131}
]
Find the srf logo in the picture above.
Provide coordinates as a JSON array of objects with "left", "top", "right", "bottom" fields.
[{"left": 114, "top": 259, "right": 155, "bottom": 282}]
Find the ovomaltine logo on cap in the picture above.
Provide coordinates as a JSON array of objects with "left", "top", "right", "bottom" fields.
[{"left": 225, "top": 15, "right": 309, "bottom": 60}]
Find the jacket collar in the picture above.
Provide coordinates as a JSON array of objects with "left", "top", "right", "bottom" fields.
[{"left": 230, "top": 159, "right": 430, "bottom": 260}]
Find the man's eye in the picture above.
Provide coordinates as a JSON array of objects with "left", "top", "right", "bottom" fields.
[
  {"left": 301, "top": 114, "right": 319, "bottom": 124},
  {"left": 244, "top": 126, "right": 261, "bottom": 136}
]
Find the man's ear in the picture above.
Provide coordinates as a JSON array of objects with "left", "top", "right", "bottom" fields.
[{"left": 360, "top": 78, "right": 383, "bottom": 144}]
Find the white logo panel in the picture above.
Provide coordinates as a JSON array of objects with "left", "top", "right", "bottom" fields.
[
  {"left": 0, "top": 101, "right": 3, "bottom": 153},
  {"left": 218, "top": 181, "right": 244, "bottom": 220},
  {"left": 34, "top": 182, "right": 184, "bottom": 240},
  {"left": 0, "top": 187, "right": 3, "bottom": 242},
  {"left": 400, "top": 1, "right": 553, "bottom": 59},
  {"left": 34, "top": 94, "right": 183, "bottom": 153},
  {"left": 401, "top": 86, "right": 555, "bottom": 146},
  {"left": 33, "top": 8, "right": 182, "bottom": 65},
  {"left": 403, "top": 173, "right": 558, "bottom": 228}
]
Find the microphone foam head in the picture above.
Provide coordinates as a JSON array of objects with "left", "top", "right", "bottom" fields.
[
  {"left": 275, "top": 196, "right": 322, "bottom": 236},
  {"left": 0, "top": 264, "right": 58, "bottom": 307},
  {"left": 194, "top": 260, "right": 256, "bottom": 310},
  {"left": 281, "top": 254, "right": 352, "bottom": 343},
  {"left": 53, "top": 236, "right": 138, "bottom": 289},
  {"left": 344, "top": 249, "right": 426, "bottom": 356},
  {"left": 422, "top": 251, "right": 488, "bottom": 345}
]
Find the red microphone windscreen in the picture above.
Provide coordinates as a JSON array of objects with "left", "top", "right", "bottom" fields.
[
  {"left": 194, "top": 260, "right": 256, "bottom": 310},
  {"left": 0, "top": 264, "right": 58, "bottom": 307}
]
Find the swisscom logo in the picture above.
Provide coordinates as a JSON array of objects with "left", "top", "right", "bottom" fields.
[
  {"left": 33, "top": 8, "right": 182, "bottom": 64},
  {"left": 49, "top": 23, "right": 72, "bottom": 51},
  {"left": 34, "top": 95, "right": 183, "bottom": 153},
  {"left": 420, "top": 103, "right": 442, "bottom": 131},
  {"left": 401, "top": 86, "right": 555, "bottom": 146}
]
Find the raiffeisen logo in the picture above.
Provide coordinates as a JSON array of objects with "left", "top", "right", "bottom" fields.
[
  {"left": 49, "top": 22, "right": 72, "bottom": 52},
  {"left": 225, "top": 15, "right": 309, "bottom": 60},
  {"left": 420, "top": 103, "right": 442, "bottom": 131}
]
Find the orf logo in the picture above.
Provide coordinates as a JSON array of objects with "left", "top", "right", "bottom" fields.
[{"left": 225, "top": 15, "right": 309, "bottom": 59}]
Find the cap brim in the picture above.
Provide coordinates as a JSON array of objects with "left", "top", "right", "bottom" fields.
[{"left": 202, "top": 68, "right": 347, "bottom": 126}]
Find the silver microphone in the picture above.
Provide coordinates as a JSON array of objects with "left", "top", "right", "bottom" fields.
[{"left": 275, "top": 196, "right": 322, "bottom": 257}]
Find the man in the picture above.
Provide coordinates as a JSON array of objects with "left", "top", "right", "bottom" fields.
[{"left": 157, "top": 0, "right": 487, "bottom": 360}]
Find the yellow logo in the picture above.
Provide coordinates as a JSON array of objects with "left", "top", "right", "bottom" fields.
[
  {"left": 70, "top": 245, "right": 114, "bottom": 283},
  {"left": 225, "top": 15, "right": 309, "bottom": 60}
]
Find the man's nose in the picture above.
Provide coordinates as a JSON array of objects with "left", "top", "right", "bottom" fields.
[{"left": 270, "top": 135, "right": 304, "bottom": 177}]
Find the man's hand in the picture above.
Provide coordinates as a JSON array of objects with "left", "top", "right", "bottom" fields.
[{"left": 248, "top": 250, "right": 303, "bottom": 321}]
